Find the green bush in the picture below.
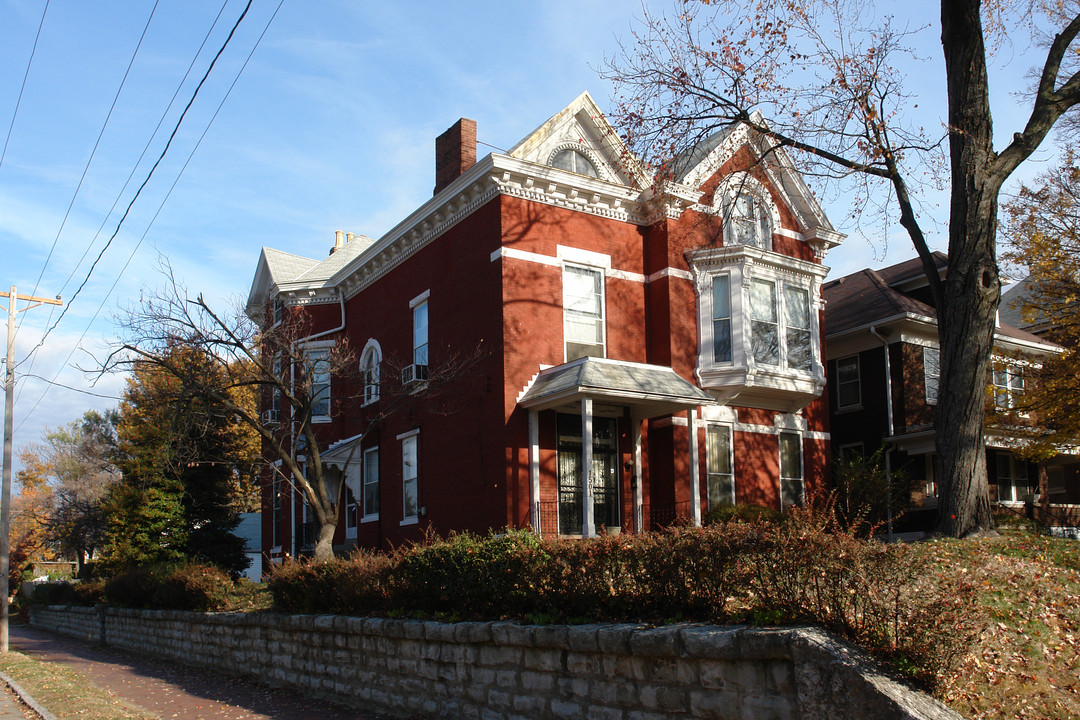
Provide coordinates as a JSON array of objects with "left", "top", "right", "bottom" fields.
[
  {"left": 105, "top": 563, "right": 233, "bottom": 611},
  {"left": 25, "top": 579, "right": 106, "bottom": 607}
]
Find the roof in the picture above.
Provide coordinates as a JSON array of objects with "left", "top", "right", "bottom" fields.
[
  {"left": 999, "top": 276, "right": 1049, "bottom": 333},
  {"left": 518, "top": 357, "right": 713, "bottom": 417},
  {"left": 824, "top": 254, "right": 1050, "bottom": 347}
]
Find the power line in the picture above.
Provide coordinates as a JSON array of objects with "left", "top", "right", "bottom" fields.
[
  {"left": 21, "top": 0, "right": 162, "bottom": 308},
  {"left": 0, "top": 0, "right": 50, "bottom": 174},
  {"left": 18, "top": 0, "right": 255, "bottom": 369},
  {"left": 19, "top": 374, "right": 120, "bottom": 400},
  {"left": 14, "top": 0, "right": 285, "bottom": 434}
]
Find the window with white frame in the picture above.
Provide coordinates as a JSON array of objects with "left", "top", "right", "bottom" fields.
[
  {"left": 305, "top": 348, "right": 331, "bottom": 420},
  {"left": 360, "top": 341, "right": 381, "bottom": 405},
  {"left": 413, "top": 299, "right": 429, "bottom": 367},
  {"left": 836, "top": 356, "right": 861, "bottom": 409},
  {"left": 779, "top": 431, "right": 804, "bottom": 508},
  {"left": 712, "top": 275, "right": 732, "bottom": 363},
  {"left": 992, "top": 365, "right": 1024, "bottom": 409},
  {"left": 996, "top": 453, "right": 1029, "bottom": 502},
  {"left": 362, "top": 446, "right": 379, "bottom": 521},
  {"left": 784, "top": 285, "right": 812, "bottom": 372},
  {"left": 401, "top": 433, "right": 419, "bottom": 523},
  {"left": 563, "top": 264, "right": 605, "bottom": 361},
  {"left": 706, "top": 424, "right": 735, "bottom": 507},
  {"left": 551, "top": 148, "right": 598, "bottom": 178},
  {"left": 345, "top": 485, "right": 357, "bottom": 539},
  {"left": 722, "top": 189, "right": 773, "bottom": 250},
  {"left": 268, "top": 354, "right": 282, "bottom": 423},
  {"left": 748, "top": 278, "right": 812, "bottom": 371},
  {"left": 272, "top": 296, "right": 284, "bottom": 326},
  {"left": 924, "top": 347, "right": 940, "bottom": 405}
]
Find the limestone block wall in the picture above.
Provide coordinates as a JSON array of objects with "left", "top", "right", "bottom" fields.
[{"left": 30, "top": 606, "right": 961, "bottom": 720}]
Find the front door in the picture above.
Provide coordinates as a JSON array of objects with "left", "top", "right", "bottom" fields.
[{"left": 557, "top": 414, "right": 619, "bottom": 535}]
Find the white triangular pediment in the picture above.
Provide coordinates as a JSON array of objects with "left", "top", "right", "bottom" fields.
[{"left": 506, "top": 91, "right": 648, "bottom": 189}]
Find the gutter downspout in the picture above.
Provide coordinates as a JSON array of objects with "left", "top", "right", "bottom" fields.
[
  {"left": 290, "top": 292, "right": 347, "bottom": 558},
  {"left": 870, "top": 326, "right": 895, "bottom": 542}
]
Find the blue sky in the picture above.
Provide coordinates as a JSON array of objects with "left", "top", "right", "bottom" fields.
[{"left": 0, "top": 0, "right": 1057, "bottom": 474}]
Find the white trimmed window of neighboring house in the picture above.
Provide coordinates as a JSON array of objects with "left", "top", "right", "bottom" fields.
[
  {"left": 268, "top": 354, "right": 282, "bottom": 423},
  {"left": 551, "top": 148, "right": 598, "bottom": 178},
  {"left": 362, "top": 446, "right": 380, "bottom": 522},
  {"left": 563, "top": 264, "right": 606, "bottom": 362},
  {"left": 400, "top": 431, "right": 419, "bottom": 525},
  {"left": 360, "top": 340, "right": 381, "bottom": 405},
  {"left": 992, "top": 365, "right": 1025, "bottom": 409},
  {"left": 836, "top": 355, "right": 861, "bottom": 410},
  {"left": 838, "top": 442, "right": 865, "bottom": 460},
  {"left": 779, "top": 431, "right": 804, "bottom": 509},
  {"left": 707, "top": 424, "right": 735, "bottom": 508},
  {"left": 344, "top": 484, "right": 358, "bottom": 540},
  {"left": 996, "top": 453, "right": 1030, "bottom": 503},
  {"left": 924, "top": 347, "right": 940, "bottom": 405},
  {"left": 301, "top": 345, "right": 332, "bottom": 421}
]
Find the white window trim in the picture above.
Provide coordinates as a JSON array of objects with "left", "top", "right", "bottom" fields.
[
  {"left": 714, "top": 172, "right": 781, "bottom": 251},
  {"left": 298, "top": 339, "right": 335, "bottom": 424},
  {"left": 779, "top": 430, "right": 805, "bottom": 510},
  {"left": 359, "top": 338, "right": 382, "bottom": 407},
  {"left": 706, "top": 422, "right": 736, "bottom": 507},
  {"left": 562, "top": 262, "right": 607, "bottom": 362},
  {"left": 835, "top": 355, "right": 862, "bottom": 411},
  {"left": 399, "top": 429, "right": 420, "bottom": 525},
  {"left": 361, "top": 446, "right": 380, "bottom": 523}
]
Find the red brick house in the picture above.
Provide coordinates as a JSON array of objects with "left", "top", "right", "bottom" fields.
[
  {"left": 247, "top": 93, "right": 845, "bottom": 558},
  {"left": 824, "top": 254, "right": 1070, "bottom": 533}
]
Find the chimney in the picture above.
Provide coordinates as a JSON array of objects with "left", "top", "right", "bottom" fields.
[
  {"left": 331, "top": 230, "right": 345, "bottom": 255},
  {"left": 434, "top": 118, "right": 477, "bottom": 196}
]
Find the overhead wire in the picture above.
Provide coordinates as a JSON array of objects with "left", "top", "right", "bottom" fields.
[
  {"left": 14, "top": 0, "right": 286, "bottom": 434},
  {"left": 14, "top": 0, "right": 232, "bottom": 408},
  {"left": 0, "top": 0, "right": 50, "bottom": 174}
]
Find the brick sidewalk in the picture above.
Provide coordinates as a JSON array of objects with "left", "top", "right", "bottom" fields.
[{"left": 10, "top": 625, "right": 389, "bottom": 720}]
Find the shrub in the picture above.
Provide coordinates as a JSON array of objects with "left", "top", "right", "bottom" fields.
[
  {"left": 704, "top": 503, "right": 783, "bottom": 526},
  {"left": 104, "top": 563, "right": 233, "bottom": 611}
]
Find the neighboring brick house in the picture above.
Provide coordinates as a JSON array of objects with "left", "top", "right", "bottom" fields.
[
  {"left": 247, "top": 92, "right": 845, "bottom": 559},
  {"left": 1000, "top": 277, "right": 1080, "bottom": 521},
  {"left": 824, "top": 254, "right": 1067, "bottom": 532}
]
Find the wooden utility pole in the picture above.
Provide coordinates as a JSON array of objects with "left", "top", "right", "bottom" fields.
[{"left": 0, "top": 286, "right": 62, "bottom": 652}]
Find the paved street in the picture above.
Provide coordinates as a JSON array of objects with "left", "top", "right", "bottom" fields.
[{"left": 9, "top": 625, "right": 386, "bottom": 720}]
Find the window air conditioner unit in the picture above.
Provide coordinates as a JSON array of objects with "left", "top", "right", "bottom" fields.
[
  {"left": 401, "top": 364, "right": 429, "bottom": 386},
  {"left": 262, "top": 409, "right": 279, "bottom": 424}
]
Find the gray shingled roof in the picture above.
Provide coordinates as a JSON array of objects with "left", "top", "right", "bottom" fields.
[
  {"left": 519, "top": 358, "right": 713, "bottom": 416},
  {"left": 293, "top": 236, "right": 375, "bottom": 284},
  {"left": 261, "top": 247, "right": 319, "bottom": 286}
]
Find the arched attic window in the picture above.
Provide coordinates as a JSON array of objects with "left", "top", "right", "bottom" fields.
[
  {"left": 719, "top": 176, "right": 775, "bottom": 250},
  {"left": 359, "top": 339, "right": 382, "bottom": 405},
  {"left": 551, "top": 148, "right": 599, "bottom": 178}
]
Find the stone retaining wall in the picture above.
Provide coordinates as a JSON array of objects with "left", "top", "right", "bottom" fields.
[{"left": 30, "top": 606, "right": 961, "bottom": 720}]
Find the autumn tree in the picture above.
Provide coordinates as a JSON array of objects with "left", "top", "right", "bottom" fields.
[
  {"left": 103, "top": 343, "right": 258, "bottom": 575},
  {"left": 998, "top": 149, "right": 1080, "bottom": 455},
  {"left": 107, "top": 265, "right": 478, "bottom": 561},
  {"left": 602, "top": 0, "right": 1080, "bottom": 535}
]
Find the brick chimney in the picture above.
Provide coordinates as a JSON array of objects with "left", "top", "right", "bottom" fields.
[{"left": 434, "top": 118, "right": 477, "bottom": 196}]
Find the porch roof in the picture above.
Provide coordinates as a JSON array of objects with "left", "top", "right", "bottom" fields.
[{"left": 518, "top": 357, "right": 713, "bottom": 418}]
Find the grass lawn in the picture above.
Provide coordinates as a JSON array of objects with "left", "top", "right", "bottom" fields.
[
  {"left": 0, "top": 649, "right": 155, "bottom": 720},
  {"left": 910, "top": 528, "right": 1080, "bottom": 720}
]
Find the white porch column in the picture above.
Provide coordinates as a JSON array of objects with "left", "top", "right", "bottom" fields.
[
  {"left": 529, "top": 409, "right": 540, "bottom": 535},
  {"left": 581, "top": 397, "right": 595, "bottom": 538},
  {"left": 688, "top": 407, "right": 701, "bottom": 527},
  {"left": 633, "top": 418, "right": 643, "bottom": 534}
]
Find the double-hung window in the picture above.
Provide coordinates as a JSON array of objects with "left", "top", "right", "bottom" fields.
[
  {"left": 750, "top": 278, "right": 780, "bottom": 366},
  {"left": 563, "top": 264, "right": 605, "bottom": 361},
  {"left": 992, "top": 365, "right": 1024, "bottom": 409},
  {"left": 836, "top": 356, "right": 861, "bottom": 409},
  {"left": 724, "top": 190, "right": 773, "bottom": 249},
  {"left": 305, "top": 348, "right": 331, "bottom": 420},
  {"left": 413, "top": 299, "right": 429, "bottom": 367},
  {"left": 779, "top": 431, "right": 804, "bottom": 508},
  {"left": 996, "top": 453, "right": 1029, "bottom": 502},
  {"left": 749, "top": 279, "right": 813, "bottom": 371},
  {"left": 784, "top": 286, "right": 812, "bottom": 372},
  {"left": 360, "top": 342, "right": 381, "bottom": 405},
  {"left": 712, "top": 275, "right": 732, "bottom": 363},
  {"left": 362, "top": 447, "right": 380, "bottom": 521},
  {"left": 269, "top": 354, "right": 282, "bottom": 423},
  {"left": 706, "top": 424, "right": 735, "bottom": 507},
  {"left": 400, "top": 432, "right": 419, "bottom": 524}
]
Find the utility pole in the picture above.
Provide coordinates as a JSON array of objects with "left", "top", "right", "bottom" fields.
[{"left": 0, "top": 286, "right": 62, "bottom": 652}]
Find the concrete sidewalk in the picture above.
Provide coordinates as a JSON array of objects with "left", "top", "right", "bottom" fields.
[
  {"left": 0, "top": 683, "right": 36, "bottom": 720},
  {"left": 10, "top": 625, "right": 388, "bottom": 720}
]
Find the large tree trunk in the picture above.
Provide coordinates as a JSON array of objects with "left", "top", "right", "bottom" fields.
[
  {"left": 936, "top": 0, "right": 1000, "bottom": 536},
  {"left": 313, "top": 519, "right": 336, "bottom": 561}
]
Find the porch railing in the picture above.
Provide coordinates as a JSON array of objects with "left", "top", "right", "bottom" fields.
[
  {"left": 641, "top": 501, "right": 693, "bottom": 531},
  {"left": 535, "top": 500, "right": 693, "bottom": 537}
]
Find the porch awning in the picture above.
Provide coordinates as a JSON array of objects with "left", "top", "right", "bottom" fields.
[
  {"left": 319, "top": 433, "right": 364, "bottom": 496},
  {"left": 517, "top": 357, "right": 713, "bottom": 418}
]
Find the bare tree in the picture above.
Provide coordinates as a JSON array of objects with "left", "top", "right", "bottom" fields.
[
  {"left": 106, "top": 265, "right": 480, "bottom": 560},
  {"left": 602, "top": 0, "right": 1080, "bottom": 536}
]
